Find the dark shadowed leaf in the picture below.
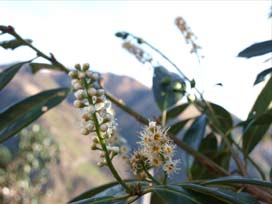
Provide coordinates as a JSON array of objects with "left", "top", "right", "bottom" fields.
[
  {"left": 29, "top": 63, "right": 63, "bottom": 74},
  {"left": 238, "top": 40, "right": 272, "bottom": 58},
  {"left": 0, "top": 61, "right": 28, "bottom": 91},
  {"left": 180, "top": 184, "right": 259, "bottom": 204},
  {"left": 169, "top": 118, "right": 191, "bottom": 135},
  {"left": 183, "top": 115, "right": 208, "bottom": 169},
  {"left": 248, "top": 76, "right": 272, "bottom": 119},
  {"left": 254, "top": 67, "right": 272, "bottom": 85},
  {"left": 0, "top": 88, "right": 70, "bottom": 143},
  {"left": 152, "top": 66, "right": 186, "bottom": 111},
  {"left": 0, "top": 39, "right": 32, "bottom": 50},
  {"left": 202, "top": 176, "right": 272, "bottom": 189},
  {"left": 203, "top": 102, "right": 233, "bottom": 135},
  {"left": 191, "top": 133, "right": 225, "bottom": 179},
  {"left": 161, "top": 103, "right": 189, "bottom": 122}
]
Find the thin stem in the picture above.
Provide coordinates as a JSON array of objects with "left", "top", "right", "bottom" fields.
[
  {"left": 142, "top": 165, "right": 161, "bottom": 185},
  {"left": 163, "top": 171, "right": 168, "bottom": 185},
  {"left": 83, "top": 79, "right": 130, "bottom": 192}
]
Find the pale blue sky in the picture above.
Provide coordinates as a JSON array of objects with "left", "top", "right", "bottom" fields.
[{"left": 0, "top": 1, "right": 271, "bottom": 119}]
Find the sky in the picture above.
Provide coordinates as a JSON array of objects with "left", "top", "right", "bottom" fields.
[{"left": 0, "top": 0, "right": 271, "bottom": 119}]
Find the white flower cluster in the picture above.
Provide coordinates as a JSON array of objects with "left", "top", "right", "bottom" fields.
[
  {"left": 131, "top": 121, "right": 179, "bottom": 176},
  {"left": 69, "top": 63, "right": 129, "bottom": 166}
]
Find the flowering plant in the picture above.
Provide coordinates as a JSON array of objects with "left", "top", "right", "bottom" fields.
[{"left": 0, "top": 16, "right": 272, "bottom": 204}]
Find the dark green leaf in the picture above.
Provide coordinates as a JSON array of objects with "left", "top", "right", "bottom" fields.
[
  {"left": 29, "top": 63, "right": 63, "bottom": 74},
  {"left": 69, "top": 181, "right": 147, "bottom": 204},
  {"left": 150, "top": 185, "right": 201, "bottom": 204},
  {"left": 0, "top": 38, "right": 32, "bottom": 50},
  {"left": 0, "top": 88, "right": 70, "bottom": 143},
  {"left": 152, "top": 66, "right": 186, "bottom": 111},
  {"left": 238, "top": 40, "right": 272, "bottom": 58},
  {"left": 248, "top": 76, "right": 272, "bottom": 119},
  {"left": 202, "top": 176, "right": 272, "bottom": 189},
  {"left": 243, "top": 109, "right": 272, "bottom": 155},
  {"left": 270, "top": 168, "right": 272, "bottom": 181},
  {"left": 203, "top": 102, "right": 233, "bottom": 135},
  {"left": 254, "top": 67, "right": 272, "bottom": 85},
  {"left": 169, "top": 118, "right": 191, "bottom": 135},
  {"left": 162, "top": 103, "right": 189, "bottom": 122},
  {"left": 69, "top": 181, "right": 121, "bottom": 203},
  {"left": 183, "top": 115, "right": 208, "bottom": 169},
  {"left": 0, "top": 62, "right": 27, "bottom": 91},
  {"left": 180, "top": 184, "right": 259, "bottom": 204},
  {"left": 191, "top": 133, "right": 221, "bottom": 179}
]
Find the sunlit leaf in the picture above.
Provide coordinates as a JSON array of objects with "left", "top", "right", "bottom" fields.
[
  {"left": 0, "top": 88, "right": 70, "bottom": 143},
  {"left": 238, "top": 40, "right": 272, "bottom": 58}
]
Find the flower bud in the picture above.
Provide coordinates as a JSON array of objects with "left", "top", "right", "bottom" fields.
[
  {"left": 74, "top": 90, "right": 85, "bottom": 100},
  {"left": 68, "top": 71, "right": 78, "bottom": 79},
  {"left": 81, "top": 128, "right": 89, "bottom": 135},
  {"left": 97, "top": 161, "right": 105, "bottom": 167},
  {"left": 82, "top": 63, "right": 90, "bottom": 71},
  {"left": 87, "top": 106, "right": 95, "bottom": 114},
  {"left": 75, "top": 64, "right": 81, "bottom": 70},
  {"left": 97, "top": 89, "right": 105, "bottom": 96},
  {"left": 73, "top": 100, "right": 85, "bottom": 108},
  {"left": 100, "top": 124, "right": 108, "bottom": 132},
  {"left": 88, "top": 88, "right": 97, "bottom": 96},
  {"left": 92, "top": 136, "right": 99, "bottom": 144},
  {"left": 73, "top": 82, "right": 83, "bottom": 90},
  {"left": 91, "top": 143, "right": 98, "bottom": 150},
  {"left": 78, "top": 72, "right": 86, "bottom": 79},
  {"left": 81, "top": 113, "right": 90, "bottom": 121}
]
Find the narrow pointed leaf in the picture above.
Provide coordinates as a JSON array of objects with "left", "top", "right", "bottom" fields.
[
  {"left": 181, "top": 184, "right": 259, "bottom": 204},
  {"left": 0, "top": 39, "right": 32, "bottom": 50},
  {"left": 0, "top": 88, "right": 70, "bottom": 143},
  {"left": 254, "top": 67, "right": 272, "bottom": 85},
  {"left": 0, "top": 62, "right": 28, "bottom": 91},
  {"left": 161, "top": 103, "right": 189, "bottom": 122},
  {"left": 238, "top": 40, "right": 272, "bottom": 58},
  {"left": 202, "top": 176, "right": 272, "bottom": 189}
]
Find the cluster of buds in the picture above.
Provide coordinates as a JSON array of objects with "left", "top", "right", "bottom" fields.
[
  {"left": 175, "top": 16, "right": 202, "bottom": 58},
  {"left": 130, "top": 121, "right": 180, "bottom": 177},
  {"left": 122, "top": 41, "right": 153, "bottom": 64},
  {"left": 69, "top": 63, "right": 129, "bottom": 167}
]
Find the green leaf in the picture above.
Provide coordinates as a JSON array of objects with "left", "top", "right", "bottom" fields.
[
  {"left": 202, "top": 176, "right": 272, "bottom": 189},
  {"left": 169, "top": 118, "right": 191, "bottom": 135},
  {"left": 249, "top": 76, "right": 272, "bottom": 119},
  {"left": 203, "top": 102, "right": 233, "bottom": 135},
  {"left": 191, "top": 133, "right": 222, "bottom": 179},
  {"left": 29, "top": 63, "right": 63, "bottom": 74},
  {"left": 0, "top": 38, "right": 32, "bottom": 50},
  {"left": 183, "top": 115, "right": 208, "bottom": 169},
  {"left": 180, "top": 184, "right": 259, "bottom": 204},
  {"left": 0, "top": 62, "right": 28, "bottom": 91},
  {"left": 150, "top": 185, "right": 201, "bottom": 204},
  {"left": 162, "top": 103, "right": 189, "bottom": 122},
  {"left": 254, "top": 67, "right": 272, "bottom": 85},
  {"left": 69, "top": 181, "right": 147, "bottom": 204},
  {"left": 152, "top": 66, "right": 186, "bottom": 111},
  {"left": 69, "top": 181, "right": 137, "bottom": 203},
  {"left": 0, "top": 88, "right": 70, "bottom": 143},
  {"left": 238, "top": 40, "right": 272, "bottom": 58},
  {"left": 151, "top": 185, "right": 233, "bottom": 204},
  {"left": 243, "top": 109, "right": 272, "bottom": 155}
]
